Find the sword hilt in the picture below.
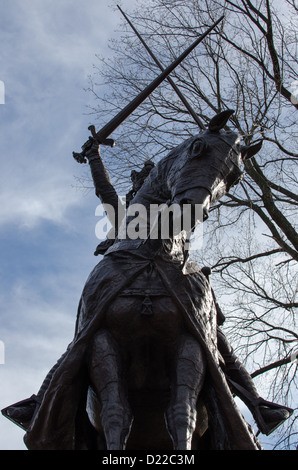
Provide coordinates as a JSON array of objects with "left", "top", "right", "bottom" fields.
[{"left": 73, "top": 125, "right": 115, "bottom": 164}]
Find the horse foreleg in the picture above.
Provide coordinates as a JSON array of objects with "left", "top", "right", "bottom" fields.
[
  {"left": 165, "top": 333, "right": 205, "bottom": 450},
  {"left": 88, "top": 329, "right": 133, "bottom": 450}
]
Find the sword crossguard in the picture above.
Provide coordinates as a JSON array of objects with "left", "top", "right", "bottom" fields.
[
  {"left": 88, "top": 125, "right": 98, "bottom": 140},
  {"left": 88, "top": 125, "right": 115, "bottom": 147},
  {"left": 72, "top": 125, "right": 115, "bottom": 164}
]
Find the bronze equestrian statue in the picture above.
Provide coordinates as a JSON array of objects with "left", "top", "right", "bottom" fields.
[{"left": 2, "top": 110, "right": 292, "bottom": 450}]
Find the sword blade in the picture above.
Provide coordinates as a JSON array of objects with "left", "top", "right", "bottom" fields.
[
  {"left": 117, "top": 4, "right": 205, "bottom": 130},
  {"left": 74, "top": 14, "right": 223, "bottom": 162}
]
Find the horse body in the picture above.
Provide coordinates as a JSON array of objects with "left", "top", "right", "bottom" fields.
[
  {"left": 22, "top": 110, "right": 263, "bottom": 450},
  {"left": 82, "top": 111, "right": 260, "bottom": 450},
  {"left": 87, "top": 261, "right": 205, "bottom": 450}
]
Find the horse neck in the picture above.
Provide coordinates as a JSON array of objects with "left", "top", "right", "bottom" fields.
[
  {"left": 123, "top": 157, "right": 188, "bottom": 259},
  {"left": 131, "top": 157, "right": 172, "bottom": 208}
]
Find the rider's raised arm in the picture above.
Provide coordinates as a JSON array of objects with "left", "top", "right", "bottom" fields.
[
  {"left": 86, "top": 142, "right": 119, "bottom": 208},
  {"left": 86, "top": 142, "right": 125, "bottom": 227}
]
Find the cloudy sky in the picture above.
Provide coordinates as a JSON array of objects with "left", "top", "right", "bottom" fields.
[
  {"left": 0, "top": 0, "right": 139, "bottom": 450},
  {"left": 0, "top": 0, "right": 279, "bottom": 451}
]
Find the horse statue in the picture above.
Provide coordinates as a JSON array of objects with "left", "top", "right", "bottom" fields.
[{"left": 2, "top": 110, "right": 292, "bottom": 450}]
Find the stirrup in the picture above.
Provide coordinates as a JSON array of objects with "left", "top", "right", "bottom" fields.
[{"left": 252, "top": 397, "right": 293, "bottom": 436}]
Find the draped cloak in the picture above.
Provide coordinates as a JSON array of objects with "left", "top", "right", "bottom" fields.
[
  {"left": 24, "top": 137, "right": 261, "bottom": 450},
  {"left": 23, "top": 247, "right": 260, "bottom": 450}
]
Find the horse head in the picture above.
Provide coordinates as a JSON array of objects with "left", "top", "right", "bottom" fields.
[{"left": 169, "top": 109, "right": 262, "bottom": 225}]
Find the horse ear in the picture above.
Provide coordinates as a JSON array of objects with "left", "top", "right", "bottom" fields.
[
  {"left": 208, "top": 109, "right": 234, "bottom": 132},
  {"left": 241, "top": 140, "right": 263, "bottom": 160}
]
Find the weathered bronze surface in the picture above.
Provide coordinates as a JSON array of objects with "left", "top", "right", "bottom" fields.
[
  {"left": 2, "top": 102, "right": 293, "bottom": 449},
  {"left": 3, "top": 108, "right": 292, "bottom": 450}
]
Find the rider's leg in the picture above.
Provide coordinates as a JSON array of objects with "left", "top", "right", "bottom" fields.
[
  {"left": 88, "top": 329, "right": 133, "bottom": 450},
  {"left": 217, "top": 328, "right": 259, "bottom": 400},
  {"left": 217, "top": 328, "right": 293, "bottom": 435},
  {"left": 165, "top": 333, "right": 205, "bottom": 450}
]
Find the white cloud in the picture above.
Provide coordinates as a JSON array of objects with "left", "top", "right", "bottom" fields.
[
  {"left": 0, "top": 0, "right": 138, "bottom": 232},
  {"left": 0, "top": 280, "right": 75, "bottom": 449},
  {"left": 0, "top": 234, "right": 96, "bottom": 449},
  {"left": 0, "top": 0, "right": 139, "bottom": 450},
  {"left": 0, "top": 165, "right": 84, "bottom": 229}
]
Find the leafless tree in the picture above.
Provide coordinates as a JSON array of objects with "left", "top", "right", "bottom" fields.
[{"left": 83, "top": 0, "right": 297, "bottom": 449}]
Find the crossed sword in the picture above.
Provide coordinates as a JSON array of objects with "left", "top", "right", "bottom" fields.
[{"left": 73, "top": 9, "right": 224, "bottom": 163}]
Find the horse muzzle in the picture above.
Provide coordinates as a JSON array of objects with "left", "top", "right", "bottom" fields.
[{"left": 172, "top": 187, "right": 211, "bottom": 224}]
